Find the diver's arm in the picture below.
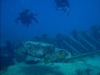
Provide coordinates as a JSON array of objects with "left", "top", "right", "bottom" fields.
[
  {"left": 32, "top": 17, "right": 38, "bottom": 23},
  {"left": 15, "top": 17, "right": 20, "bottom": 23}
]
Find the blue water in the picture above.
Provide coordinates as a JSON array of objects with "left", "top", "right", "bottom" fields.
[
  {"left": 1, "top": 0, "right": 100, "bottom": 45},
  {"left": 1, "top": 0, "right": 100, "bottom": 74}
]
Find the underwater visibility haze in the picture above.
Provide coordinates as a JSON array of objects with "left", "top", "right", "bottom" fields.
[
  {"left": 1, "top": 0, "right": 100, "bottom": 43},
  {"left": 0, "top": 0, "right": 100, "bottom": 75}
]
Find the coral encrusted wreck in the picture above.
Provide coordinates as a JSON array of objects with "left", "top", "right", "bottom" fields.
[{"left": 15, "top": 41, "right": 71, "bottom": 64}]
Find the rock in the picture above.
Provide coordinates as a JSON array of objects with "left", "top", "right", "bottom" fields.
[{"left": 25, "top": 60, "right": 40, "bottom": 64}]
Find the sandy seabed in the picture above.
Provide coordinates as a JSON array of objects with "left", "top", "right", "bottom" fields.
[{"left": 0, "top": 54, "right": 100, "bottom": 75}]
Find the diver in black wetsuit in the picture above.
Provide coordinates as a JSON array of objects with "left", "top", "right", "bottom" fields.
[
  {"left": 15, "top": 9, "right": 38, "bottom": 27},
  {"left": 55, "top": 0, "right": 69, "bottom": 12}
]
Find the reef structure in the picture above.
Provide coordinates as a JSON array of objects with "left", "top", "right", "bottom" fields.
[{"left": 15, "top": 41, "right": 71, "bottom": 64}]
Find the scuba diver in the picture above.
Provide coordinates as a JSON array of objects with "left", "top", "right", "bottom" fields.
[
  {"left": 15, "top": 9, "right": 38, "bottom": 27},
  {"left": 55, "top": 0, "right": 69, "bottom": 12}
]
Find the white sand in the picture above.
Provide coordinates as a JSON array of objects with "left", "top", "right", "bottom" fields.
[{"left": 1, "top": 55, "right": 100, "bottom": 75}]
